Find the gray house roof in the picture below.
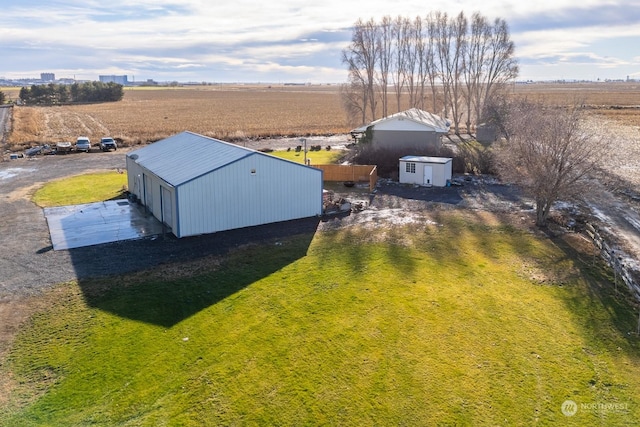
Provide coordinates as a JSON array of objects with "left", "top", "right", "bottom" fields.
[
  {"left": 352, "top": 108, "right": 451, "bottom": 133},
  {"left": 127, "top": 131, "right": 314, "bottom": 187}
]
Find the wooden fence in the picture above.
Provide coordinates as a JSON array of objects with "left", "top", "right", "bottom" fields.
[
  {"left": 313, "top": 164, "right": 378, "bottom": 191},
  {"left": 585, "top": 222, "right": 640, "bottom": 334}
]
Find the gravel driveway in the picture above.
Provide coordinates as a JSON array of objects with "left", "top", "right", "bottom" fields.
[{"left": 0, "top": 149, "right": 329, "bottom": 302}]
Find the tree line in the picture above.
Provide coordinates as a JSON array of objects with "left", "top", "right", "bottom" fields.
[
  {"left": 341, "top": 11, "right": 519, "bottom": 133},
  {"left": 18, "top": 81, "right": 124, "bottom": 105}
]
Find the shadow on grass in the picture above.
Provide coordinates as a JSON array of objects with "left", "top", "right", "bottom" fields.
[
  {"left": 71, "top": 217, "right": 320, "bottom": 327},
  {"left": 547, "top": 232, "right": 640, "bottom": 357}
]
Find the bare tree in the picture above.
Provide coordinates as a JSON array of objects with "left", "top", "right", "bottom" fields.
[
  {"left": 476, "top": 18, "right": 519, "bottom": 124},
  {"left": 448, "top": 12, "right": 468, "bottom": 134},
  {"left": 425, "top": 13, "right": 442, "bottom": 114},
  {"left": 342, "top": 18, "right": 380, "bottom": 122},
  {"left": 412, "top": 16, "right": 429, "bottom": 110},
  {"left": 340, "top": 77, "right": 368, "bottom": 126},
  {"left": 495, "top": 101, "right": 601, "bottom": 226},
  {"left": 392, "top": 16, "right": 410, "bottom": 112},
  {"left": 342, "top": 11, "right": 518, "bottom": 128},
  {"left": 376, "top": 16, "right": 393, "bottom": 118},
  {"left": 432, "top": 12, "right": 451, "bottom": 119},
  {"left": 463, "top": 13, "right": 490, "bottom": 133}
]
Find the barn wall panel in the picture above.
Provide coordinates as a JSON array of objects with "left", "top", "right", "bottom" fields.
[{"left": 177, "top": 154, "right": 322, "bottom": 237}]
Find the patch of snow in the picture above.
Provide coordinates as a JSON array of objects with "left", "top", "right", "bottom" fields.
[
  {"left": 0, "top": 167, "right": 36, "bottom": 180},
  {"left": 588, "top": 204, "right": 611, "bottom": 224}
]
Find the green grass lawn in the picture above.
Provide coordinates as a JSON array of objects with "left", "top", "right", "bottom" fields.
[
  {"left": 269, "top": 148, "right": 343, "bottom": 165},
  {"left": 32, "top": 171, "right": 128, "bottom": 207},
  {"left": 2, "top": 211, "right": 640, "bottom": 426}
]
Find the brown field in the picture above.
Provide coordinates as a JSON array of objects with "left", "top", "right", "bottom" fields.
[
  {"left": 6, "top": 85, "right": 348, "bottom": 150},
  {"left": 512, "top": 82, "right": 640, "bottom": 127},
  {"left": 4, "top": 82, "right": 640, "bottom": 151}
]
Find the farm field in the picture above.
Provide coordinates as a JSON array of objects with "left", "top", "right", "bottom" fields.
[
  {"left": 6, "top": 85, "right": 348, "bottom": 151},
  {"left": 4, "top": 82, "right": 640, "bottom": 153},
  {"left": 2, "top": 205, "right": 640, "bottom": 425},
  {"left": 512, "top": 82, "right": 640, "bottom": 128}
]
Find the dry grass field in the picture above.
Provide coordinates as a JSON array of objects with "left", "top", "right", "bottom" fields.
[
  {"left": 512, "top": 82, "right": 640, "bottom": 127},
  {"left": 6, "top": 85, "right": 347, "bottom": 150},
  {"left": 4, "top": 82, "right": 640, "bottom": 152}
]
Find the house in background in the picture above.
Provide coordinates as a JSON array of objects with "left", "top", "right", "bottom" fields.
[
  {"left": 126, "top": 131, "right": 323, "bottom": 238},
  {"left": 351, "top": 108, "right": 451, "bottom": 151},
  {"left": 399, "top": 156, "right": 452, "bottom": 187}
]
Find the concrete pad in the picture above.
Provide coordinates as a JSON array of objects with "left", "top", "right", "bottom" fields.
[{"left": 44, "top": 200, "right": 165, "bottom": 250}]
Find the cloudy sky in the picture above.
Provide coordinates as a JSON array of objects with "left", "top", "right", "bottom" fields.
[{"left": 1, "top": 0, "right": 638, "bottom": 83}]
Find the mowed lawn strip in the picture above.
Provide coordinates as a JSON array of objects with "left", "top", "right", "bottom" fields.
[
  {"left": 32, "top": 171, "right": 128, "bottom": 207},
  {"left": 3, "top": 211, "right": 640, "bottom": 425},
  {"left": 269, "top": 149, "right": 343, "bottom": 165}
]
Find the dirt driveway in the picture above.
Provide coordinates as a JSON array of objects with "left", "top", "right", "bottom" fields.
[{"left": 0, "top": 150, "right": 128, "bottom": 300}]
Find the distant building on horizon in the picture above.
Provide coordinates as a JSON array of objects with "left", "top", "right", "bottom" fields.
[
  {"left": 99, "top": 75, "right": 128, "bottom": 85},
  {"left": 41, "top": 72, "right": 55, "bottom": 82}
]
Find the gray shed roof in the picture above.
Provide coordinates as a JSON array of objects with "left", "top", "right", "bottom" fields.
[
  {"left": 400, "top": 155, "right": 452, "bottom": 164},
  {"left": 352, "top": 108, "right": 451, "bottom": 133},
  {"left": 126, "top": 131, "right": 257, "bottom": 186}
]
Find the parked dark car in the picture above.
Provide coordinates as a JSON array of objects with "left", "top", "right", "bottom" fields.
[
  {"left": 25, "top": 144, "right": 53, "bottom": 157},
  {"left": 99, "top": 137, "right": 117, "bottom": 151}
]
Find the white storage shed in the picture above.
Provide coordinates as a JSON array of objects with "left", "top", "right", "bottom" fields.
[
  {"left": 399, "top": 156, "right": 452, "bottom": 187},
  {"left": 126, "top": 131, "right": 323, "bottom": 238}
]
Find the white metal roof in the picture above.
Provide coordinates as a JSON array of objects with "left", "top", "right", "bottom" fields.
[
  {"left": 352, "top": 108, "right": 451, "bottom": 133},
  {"left": 400, "top": 155, "right": 452, "bottom": 164},
  {"left": 127, "top": 131, "right": 270, "bottom": 186}
]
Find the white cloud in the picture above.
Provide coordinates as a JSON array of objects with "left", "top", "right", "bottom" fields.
[{"left": 1, "top": 1, "right": 638, "bottom": 82}]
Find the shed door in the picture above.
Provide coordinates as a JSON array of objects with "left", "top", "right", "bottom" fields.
[
  {"left": 143, "top": 174, "right": 153, "bottom": 209},
  {"left": 423, "top": 165, "right": 433, "bottom": 186},
  {"left": 161, "top": 187, "right": 172, "bottom": 227}
]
